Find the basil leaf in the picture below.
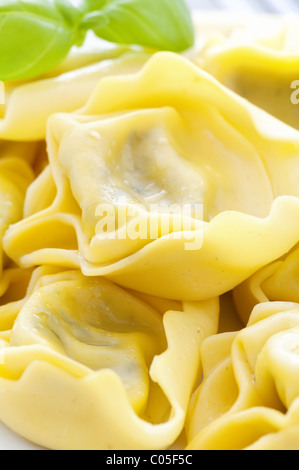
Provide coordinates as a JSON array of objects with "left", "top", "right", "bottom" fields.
[
  {"left": 0, "top": 0, "right": 84, "bottom": 81},
  {"left": 81, "top": 0, "right": 194, "bottom": 52},
  {"left": 0, "top": 0, "right": 194, "bottom": 82}
]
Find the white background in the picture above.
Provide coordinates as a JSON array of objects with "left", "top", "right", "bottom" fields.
[{"left": 186, "top": 0, "right": 299, "bottom": 13}]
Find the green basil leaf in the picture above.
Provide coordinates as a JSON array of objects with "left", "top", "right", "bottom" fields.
[
  {"left": 0, "top": 0, "right": 84, "bottom": 81},
  {"left": 0, "top": 0, "right": 194, "bottom": 82},
  {"left": 81, "top": 0, "right": 194, "bottom": 52}
]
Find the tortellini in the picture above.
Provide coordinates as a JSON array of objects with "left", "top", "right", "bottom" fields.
[
  {"left": 234, "top": 246, "right": 299, "bottom": 324},
  {"left": 1, "top": 11, "right": 299, "bottom": 450},
  {"left": 186, "top": 301, "right": 299, "bottom": 450},
  {"left": 0, "top": 155, "right": 34, "bottom": 276},
  {"left": 4, "top": 52, "right": 299, "bottom": 300},
  {"left": 0, "top": 267, "right": 219, "bottom": 450},
  {"left": 0, "top": 40, "right": 148, "bottom": 142},
  {"left": 193, "top": 12, "right": 299, "bottom": 129}
]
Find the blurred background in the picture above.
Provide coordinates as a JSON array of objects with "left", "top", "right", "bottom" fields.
[{"left": 186, "top": 0, "right": 299, "bottom": 13}]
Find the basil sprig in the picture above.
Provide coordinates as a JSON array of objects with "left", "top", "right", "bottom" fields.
[{"left": 0, "top": 0, "right": 194, "bottom": 82}]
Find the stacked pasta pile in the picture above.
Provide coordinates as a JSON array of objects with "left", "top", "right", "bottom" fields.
[{"left": 1, "top": 12, "right": 299, "bottom": 450}]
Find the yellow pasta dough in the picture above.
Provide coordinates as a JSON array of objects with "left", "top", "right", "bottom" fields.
[
  {"left": 0, "top": 155, "right": 34, "bottom": 276},
  {"left": 186, "top": 301, "right": 299, "bottom": 450},
  {"left": 0, "top": 267, "right": 33, "bottom": 334},
  {"left": 1, "top": 10, "right": 299, "bottom": 450},
  {"left": 193, "top": 12, "right": 299, "bottom": 129},
  {"left": 0, "top": 267, "right": 219, "bottom": 450},
  {"left": 187, "top": 238, "right": 299, "bottom": 449},
  {"left": 234, "top": 245, "right": 299, "bottom": 324},
  {"left": 4, "top": 52, "right": 299, "bottom": 300},
  {"left": 0, "top": 42, "right": 148, "bottom": 142}
]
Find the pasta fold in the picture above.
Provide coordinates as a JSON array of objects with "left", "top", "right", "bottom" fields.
[
  {"left": 0, "top": 156, "right": 34, "bottom": 276},
  {"left": 193, "top": 12, "right": 299, "bottom": 129},
  {"left": 186, "top": 301, "right": 299, "bottom": 450},
  {"left": 234, "top": 246, "right": 299, "bottom": 324},
  {"left": 4, "top": 52, "right": 299, "bottom": 300},
  {"left": 0, "top": 42, "right": 148, "bottom": 141},
  {"left": 0, "top": 268, "right": 219, "bottom": 450}
]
